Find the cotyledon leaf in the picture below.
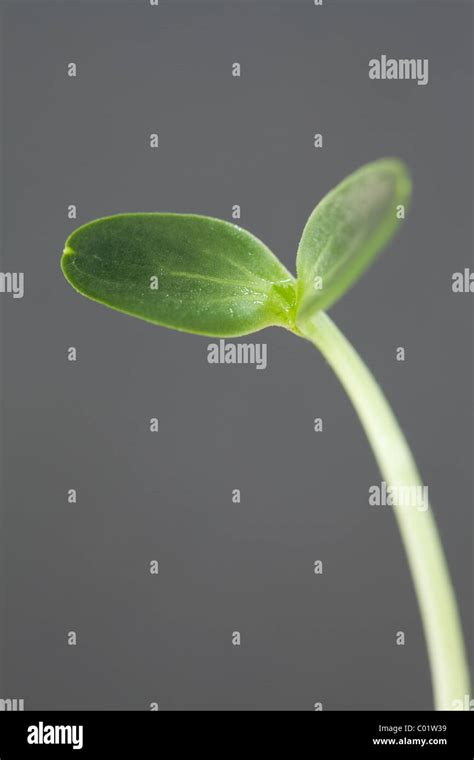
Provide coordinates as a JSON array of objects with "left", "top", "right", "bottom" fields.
[
  {"left": 295, "top": 158, "right": 412, "bottom": 324},
  {"left": 61, "top": 213, "right": 297, "bottom": 337}
]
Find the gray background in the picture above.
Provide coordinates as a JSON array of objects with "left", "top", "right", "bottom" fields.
[{"left": 1, "top": 0, "right": 472, "bottom": 710}]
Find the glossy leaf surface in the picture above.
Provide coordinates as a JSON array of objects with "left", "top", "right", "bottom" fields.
[{"left": 62, "top": 213, "right": 296, "bottom": 337}]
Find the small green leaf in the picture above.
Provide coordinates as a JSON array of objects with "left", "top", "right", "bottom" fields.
[
  {"left": 61, "top": 213, "right": 297, "bottom": 337},
  {"left": 295, "top": 158, "right": 411, "bottom": 323}
]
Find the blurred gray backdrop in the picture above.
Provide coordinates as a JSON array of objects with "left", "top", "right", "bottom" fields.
[{"left": 1, "top": 0, "right": 472, "bottom": 710}]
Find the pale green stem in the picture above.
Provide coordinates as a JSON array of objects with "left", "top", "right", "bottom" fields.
[{"left": 298, "top": 310, "right": 470, "bottom": 710}]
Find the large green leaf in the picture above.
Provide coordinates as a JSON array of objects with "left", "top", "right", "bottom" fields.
[
  {"left": 295, "top": 159, "right": 411, "bottom": 323},
  {"left": 61, "top": 213, "right": 297, "bottom": 337}
]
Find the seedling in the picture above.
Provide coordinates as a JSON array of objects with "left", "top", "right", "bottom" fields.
[{"left": 61, "top": 159, "right": 470, "bottom": 710}]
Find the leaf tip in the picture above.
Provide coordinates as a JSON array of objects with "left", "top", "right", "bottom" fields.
[{"left": 294, "top": 157, "right": 413, "bottom": 321}]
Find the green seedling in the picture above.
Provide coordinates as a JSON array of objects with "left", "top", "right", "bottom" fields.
[{"left": 61, "top": 158, "right": 470, "bottom": 710}]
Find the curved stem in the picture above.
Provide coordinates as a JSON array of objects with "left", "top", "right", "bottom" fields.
[{"left": 299, "top": 310, "right": 470, "bottom": 710}]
